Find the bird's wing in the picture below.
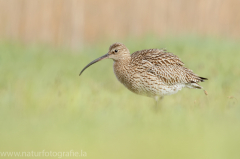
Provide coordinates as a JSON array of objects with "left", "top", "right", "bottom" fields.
[
  {"left": 131, "top": 49, "right": 184, "bottom": 66},
  {"left": 131, "top": 49, "right": 203, "bottom": 85}
]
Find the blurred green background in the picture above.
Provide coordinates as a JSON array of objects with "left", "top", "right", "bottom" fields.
[{"left": 0, "top": 0, "right": 240, "bottom": 159}]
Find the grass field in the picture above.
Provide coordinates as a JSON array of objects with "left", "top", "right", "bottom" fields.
[{"left": 0, "top": 35, "right": 240, "bottom": 159}]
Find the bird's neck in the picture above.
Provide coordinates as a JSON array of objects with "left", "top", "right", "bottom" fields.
[
  {"left": 113, "top": 56, "right": 131, "bottom": 68},
  {"left": 113, "top": 56, "right": 131, "bottom": 82}
]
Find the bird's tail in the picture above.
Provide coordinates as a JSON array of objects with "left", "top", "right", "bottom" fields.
[
  {"left": 187, "top": 76, "right": 208, "bottom": 89},
  {"left": 199, "top": 76, "right": 208, "bottom": 82},
  {"left": 187, "top": 82, "right": 202, "bottom": 89}
]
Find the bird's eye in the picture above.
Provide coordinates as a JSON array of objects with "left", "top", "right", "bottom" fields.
[{"left": 114, "top": 49, "right": 118, "bottom": 53}]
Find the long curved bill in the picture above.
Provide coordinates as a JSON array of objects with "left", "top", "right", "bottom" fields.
[{"left": 79, "top": 53, "right": 109, "bottom": 76}]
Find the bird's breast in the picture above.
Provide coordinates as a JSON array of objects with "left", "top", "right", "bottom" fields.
[{"left": 113, "top": 62, "right": 138, "bottom": 93}]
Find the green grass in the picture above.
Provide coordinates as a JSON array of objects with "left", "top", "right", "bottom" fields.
[{"left": 0, "top": 36, "right": 240, "bottom": 159}]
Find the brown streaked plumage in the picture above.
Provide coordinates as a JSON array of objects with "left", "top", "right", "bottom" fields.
[{"left": 79, "top": 42, "right": 207, "bottom": 106}]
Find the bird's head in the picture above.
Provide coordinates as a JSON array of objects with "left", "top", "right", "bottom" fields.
[
  {"left": 107, "top": 42, "right": 130, "bottom": 61},
  {"left": 79, "top": 42, "right": 130, "bottom": 76}
]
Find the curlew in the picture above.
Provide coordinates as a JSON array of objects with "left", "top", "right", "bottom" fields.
[{"left": 79, "top": 43, "right": 207, "bottom": 109}]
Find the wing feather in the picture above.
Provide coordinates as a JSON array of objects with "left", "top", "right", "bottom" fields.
[{"left": 131, "top": 49, "right": 204, "bottom": 85}]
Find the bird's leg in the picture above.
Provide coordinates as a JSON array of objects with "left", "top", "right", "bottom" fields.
[{"left": 154, "top": 96, "right": 164, "bottom": 112}]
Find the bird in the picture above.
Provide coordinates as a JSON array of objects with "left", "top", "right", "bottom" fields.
[{"left": 79, "top": 43, "right": 207, "bottom": 109}]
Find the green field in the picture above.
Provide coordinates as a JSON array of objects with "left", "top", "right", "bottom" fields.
[{"left": 0, "top": 36, "right": 240, "bottom": 159}]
